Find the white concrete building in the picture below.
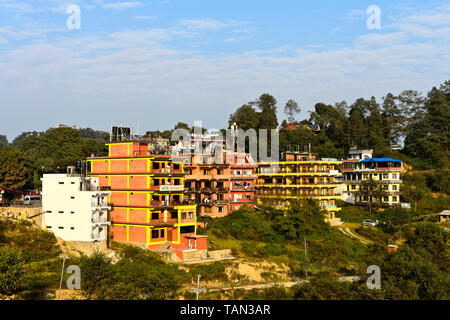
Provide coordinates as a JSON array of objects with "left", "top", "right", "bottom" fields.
[{"left": 41, "top": 174, "right": 111, "bottom": 242}]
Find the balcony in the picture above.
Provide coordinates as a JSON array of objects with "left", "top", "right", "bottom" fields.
[
  {"left": 91, "top": 218, "right": 110, "bottom": 225},
  {"left": 150, "top": 199, "right": 196, "bottom": 208}
]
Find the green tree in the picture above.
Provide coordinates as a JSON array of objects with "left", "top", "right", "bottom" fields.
[
  {"left": 284, "top": 99, "right": 300, "bottom": 124},
  {"left": 345, "top": 99, "right": 368, "bottom": 148},
  {"left": 382, "top": 93, "right": 404, "bottom": 145},
  {"left": 0, "top": 247, "right": 26, "bottom": 296},
  {"left": 174, "top": 122, "right": 190, "bottom": 132},
  {"left": 273, "top": 200, "right": 330, "bottom": 242},
  {"left": 402, "top": 174, "right": 429, "bottom": 210},
  {"left": 256, "top": 93, "right": 278, "bottom": 130},
  {"left": 0, "top": 135, "right": 8, "bottom": 147},
  {"left": 0, "top": 147, "right": 28, "bottom": 189},
  {"left": 229, "top": 104, "right": 259, "bottom": 130},
  {"left": 358, "top": 178, "right": 386, "bottom": 216}
]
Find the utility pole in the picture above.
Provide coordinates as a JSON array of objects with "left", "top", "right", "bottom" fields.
[
  {"left": 58, "top": 250, "right": 67, "bottom": 300},
  {"left": 191, "top": 274, "right": 206, "bottom": 300},
  {"left": 304, "top": 237, "right": 308, "bottom": 279}
]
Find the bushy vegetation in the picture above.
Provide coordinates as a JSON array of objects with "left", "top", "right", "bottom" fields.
[
  {"left": 69, "top": 242, "right": 190, "bottom": 300},
  {"left": 207, "top": 200, "right": 330, "bottom": 244},
  {"left": 0, "top": 219, "right": 62, "bottom": 299}
]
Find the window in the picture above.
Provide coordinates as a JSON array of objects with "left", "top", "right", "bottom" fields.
[
  {"left": 70, "top": 196, "right": 75, "bottom": 199},
  {"left": 152, "top": 212, "right": 159, "bottom": 220},
  {"left": 180, "top": 226, "right": 195, "bottom": 234},
  {"left": 70, "top": 227, "right": 75, "bottom": 230},
  {"left": 160, "top": 229, "right": 165, "bottom": 238},
  {"left": 392, "top": 185, "right": 397, "bottom": 191},
  {"left": 152, "top": 230, "right": 159, "bottom": 238},
  {"left": 392, "top": 174, "right": 398, "bottom": 179},
  {"left": 351, "top": 185, "right": 356, "bottom": 190},
  {"left": 392, "top": 196, "right": 397, "bottom": 202},
  {"left": 71, "top": 182, "right": 75, "bottom": 184},
  {"left": 58, "top": 211, "right": 64, "bottom": 213},
  {"left": 384, "top": 196, "right": 389, "bottom": 202},
  {"left": 383, "top": 174, "right": 388, "bottom": 179},
  {"left": 59, "top": 182, "right": 64, "bottom": 185},
  {"left": 218, "top": 206, "right": 224, "bottom": 213},
  {"left": 171, "top": 212, "right": 177, "bottom": 219},
  {"left": 46, "top": 226, "right": 52, "bottom": 229},
  {"left": 58, "top": 226, "right": 64, "bottom": 229},
  {"left": 245, "top": 194, "right": 252, "bottom": 200},
  {"left": 70, "top": 211, "right": 75, "bottom": 214}
]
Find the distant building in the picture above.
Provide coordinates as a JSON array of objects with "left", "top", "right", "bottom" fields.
[
  {"left": 280, "top": 123, "right": 321, "bottom": 132},
  {"left": 438, "top": 210, "right": 450, "bottom": 223},
  {"left": 342, "top": 148, "right": 403, "bottom": 206},
  {"left": 145, "top": 131, "right": 170, "bottom": 154},
  {"left": 41, "top": 174, "right": 111, "bottom": 242},
  {"left": 176, "top": 131, "right": 257, "bottom": 218},
  {"left": 226, "top": 151, "right": 258, "bottom": 212},
  {"left": 256, "top": 150, "right": 342, "bottom": 222},
  {"left": 183, "top": 152, "right": 232, "bottom": 218}
]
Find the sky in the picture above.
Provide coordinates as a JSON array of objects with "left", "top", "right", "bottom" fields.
[{"left": 0, "top": 0, "right": 449, "bottom": 141}]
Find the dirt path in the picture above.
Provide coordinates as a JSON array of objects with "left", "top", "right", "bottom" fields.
[
  {"left": 339, "top": 227, "right": 372, "bottom": 245},
  {"left": 206, "top": 280, "right": 309, "bottom": 293}
]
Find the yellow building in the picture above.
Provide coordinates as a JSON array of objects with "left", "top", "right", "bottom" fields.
[
  {"left": 255, "top": 152, "right": 342, "bottom": 219},
  {"left": 342, "top": 149, "right": 402, "bottom": 206}
]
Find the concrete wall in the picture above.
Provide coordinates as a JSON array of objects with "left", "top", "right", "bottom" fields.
[{"left": 41, "top": 174, "right": 110, "bottom": 242}]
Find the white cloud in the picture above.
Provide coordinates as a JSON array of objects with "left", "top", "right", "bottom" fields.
[
  {"left": 134, "top": 15, "right": 157, "bottom": 20},
  {"left": 103, "top": 2, "right": 141, "bottom": 10},
  {"left": 179, "top": 18, "right": 241, "bottom": 31}
]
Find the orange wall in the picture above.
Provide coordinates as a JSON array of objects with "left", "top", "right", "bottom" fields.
[
  {"left": 129, "top": 192, "right": 148, "bottom": 207},
  {"left": 129, "top": 208, "right": 147, "bottom": 224},
  {"left": 130, "top": 159, "right": 147, "bottom": 172},
  {"left": 111, "top": 225, "right": 127, "bottom": 242},
  {"left": 129, "top": 176, "right": 147, "bottom": 189},
  {"left": 110, "top": 160, "right": 128, "bottom": 173},
  {"left": 110, "top": 176, "right": 128, "bottom": 189},
  {"left": 92, "top": 160, "right": 108, "bottom": 173},
  {"left": 110, "top": 144, "right": 130, "bottom": 157},
  {"left": 111, "top": 208, "right": 127, "bottom": 223},
  {"left": 129, "top": 226, "right": 147, "bottom": 243},
  {"left": 110, "top": 192, "right": 127, "bottom": 206}
]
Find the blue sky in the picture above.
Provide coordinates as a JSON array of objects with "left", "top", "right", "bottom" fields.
[{"left": 1, "top": 0, "right": 449, "bottom": 140}]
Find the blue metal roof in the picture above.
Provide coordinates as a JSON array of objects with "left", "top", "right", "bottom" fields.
[{"left": 360, "top": 158, "right": 401, "bottom": 163}]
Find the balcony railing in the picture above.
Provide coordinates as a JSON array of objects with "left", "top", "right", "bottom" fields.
[
  {"left": 150, "top": 199, "right": 196, "bottom": 207},
  {"left": 91, "top": 218, "right": 109, "bottom": 224}
]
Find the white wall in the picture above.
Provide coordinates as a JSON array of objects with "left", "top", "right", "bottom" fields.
[{"left": 41, "top": 174, "right": 110, "bottom": 242}]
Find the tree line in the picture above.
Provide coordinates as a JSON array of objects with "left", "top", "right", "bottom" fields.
[
  {"left": 0, "top": 80, "right": 448, "bottom": 190},
  {"left": 228, "top": 80, "right": 449, "bottom": 169}
]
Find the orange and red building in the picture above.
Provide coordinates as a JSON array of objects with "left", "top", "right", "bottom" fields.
[
  {"left": 226, "top": 151, "right": 258, "bottom": 211},
  {"left": 87, "top": 140, "right": 207, "bottom": 260}
]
